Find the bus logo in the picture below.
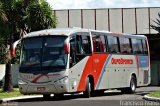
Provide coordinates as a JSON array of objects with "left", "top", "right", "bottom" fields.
[{"left": 111, "top": 58, "right": 133, "bottom": 64}]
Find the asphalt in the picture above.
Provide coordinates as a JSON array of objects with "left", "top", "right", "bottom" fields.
[{"left": 0, "top": 88, "right": 160, "bottom": 104}]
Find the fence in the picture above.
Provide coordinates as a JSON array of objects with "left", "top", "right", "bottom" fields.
[{"left": 0, "top": 64, "right": 19, "bottom": 86}]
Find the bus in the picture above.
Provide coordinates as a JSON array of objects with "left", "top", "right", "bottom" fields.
[{"left": 12, "top": 28, "right": 150, "bottom": 98}]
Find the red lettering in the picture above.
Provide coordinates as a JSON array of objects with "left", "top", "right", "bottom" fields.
[{"left": 111, "top": 58, "right": 133, "bottom": 65}]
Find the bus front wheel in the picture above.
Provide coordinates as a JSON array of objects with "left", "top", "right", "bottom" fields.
[{"left": 83, "top": 77, "right": 92, "bottom": 98}]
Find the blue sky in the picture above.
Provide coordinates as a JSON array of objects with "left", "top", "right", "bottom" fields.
[{"left": 46, "top": 0, "right": 160, "bottom": 10}]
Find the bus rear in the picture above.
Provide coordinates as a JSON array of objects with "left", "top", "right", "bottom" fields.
[{"left": 18, "top": 35, "right": 70, "bottom": 96}]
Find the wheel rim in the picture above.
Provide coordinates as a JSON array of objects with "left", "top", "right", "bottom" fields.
[
  {"left": 131, "top": 79, "right": 136, "bottom": 91},
  {"left": 89, "top": 82, "right": 91, "bottom": 92}
]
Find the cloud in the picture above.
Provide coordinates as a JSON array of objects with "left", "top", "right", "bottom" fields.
[{"left": 46, "top": 0, "right": 160, "bottom": 9}]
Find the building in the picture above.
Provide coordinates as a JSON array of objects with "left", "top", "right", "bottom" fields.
[{"left": 54, "top": 7, "right": 160, "bottom": 85}]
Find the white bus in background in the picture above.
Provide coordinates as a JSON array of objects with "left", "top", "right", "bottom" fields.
[{"left": 12, "top": 28, "right": 150, "bottom": 98}]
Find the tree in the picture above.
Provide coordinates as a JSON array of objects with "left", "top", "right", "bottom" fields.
[
  {"left": 0, "top": 0, "right": 56, "bottom": 92},
  {"left": 150, "top": 13, "right": 160, "bottom": 34},
  {"left": 27, "top": 0, "right": 56, "bottom": 32},
  {"left": 0, "top": 1, "right": 7, "bottom": 22}
]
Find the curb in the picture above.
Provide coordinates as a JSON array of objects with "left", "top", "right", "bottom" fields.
[
  {"left": 0, "top": 95, "right": 43, "bottom": 103},
  {"left": 143, "top": 95, "right": 160, "bottom": 102}
]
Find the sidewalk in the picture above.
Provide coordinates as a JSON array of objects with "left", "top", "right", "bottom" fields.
[
  {"left": 0, "top": 95, "right": 43, "bottom": 103},
  {"left": 143, "top": 95, "right": 160, "bottom": 102}
]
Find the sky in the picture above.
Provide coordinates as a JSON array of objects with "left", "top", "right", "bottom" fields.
[{"left": 46, "top": 0, "right": 160, "bottom": 10}]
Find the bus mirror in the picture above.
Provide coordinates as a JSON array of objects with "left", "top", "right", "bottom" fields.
[
  {"left": 11, "top": 39, "right": 21, "bottom": 58},
  {"left": 64, "top": 43, "right": 69, "bottom": 54}
]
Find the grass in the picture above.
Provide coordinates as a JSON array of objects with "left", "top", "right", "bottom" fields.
[
  {"left": 0, "top": 88, "right": 25, "bottom": 99},
  {"left": 149, "top": 91, "right": 160, "bottom": 98}
]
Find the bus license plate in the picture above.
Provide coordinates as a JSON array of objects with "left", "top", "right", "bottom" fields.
[{"left": 37, "top": 87, "right": 45, "bottom": 91}]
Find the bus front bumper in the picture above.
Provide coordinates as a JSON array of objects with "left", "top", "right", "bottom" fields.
[{"left": 18, "top": 79, "right": 69, "bottom": 94}]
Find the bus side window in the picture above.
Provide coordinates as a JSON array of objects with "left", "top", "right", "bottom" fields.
[
  {"left": 119, "top": 37, "right": 132, "bottom": 54},
  {"left": 92, "top": 34, "right": 100, "bottom": 52},
  {"left": 142, "top": 39, "right": 148, "bottom": 54},
  {"left": 76, "top": 34, "right": 91, "bottom": 55},
  {"left": 132, "top": 38, "right": 143, "bottom": 54},
  {"left": 92, "top": 34, "right": 98, "bottom": 52},
  {"left": 107, "top": 36, "right": 119, "bottom": 53},
  {"left": 92, "top": 33, "right": 107, "bottom": 53},
  {"left": 70, "top": 38, "right": 76, "bottom": 67},
  {"left": 100, "top": 35, "right": 107, "bottom": 52}
]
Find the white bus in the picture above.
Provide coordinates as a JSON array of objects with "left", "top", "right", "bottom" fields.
[{"left": 12, "top": 28, "right": 150, "bottom": 98}]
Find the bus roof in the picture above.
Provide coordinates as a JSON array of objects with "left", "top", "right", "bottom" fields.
[
  {"left": 23, "top": 28, "right": 89, "bottom": 38},
  {"left": 23, "top": 28, "right": 146, "bottom": 39}
]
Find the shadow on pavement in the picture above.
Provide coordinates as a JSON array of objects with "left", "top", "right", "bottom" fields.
[{"left": 12, "top": 92, "right": 123, "bottom": 103}]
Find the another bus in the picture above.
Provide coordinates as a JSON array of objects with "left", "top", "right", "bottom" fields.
[{"left": 12, "top": 28, "right": 150, "bottom": 98}]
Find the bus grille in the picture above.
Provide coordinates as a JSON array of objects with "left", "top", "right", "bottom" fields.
[{"left": 144, "top": 71, "right": 149, "bottom": 84}]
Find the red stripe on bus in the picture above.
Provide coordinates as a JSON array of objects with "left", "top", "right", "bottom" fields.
[
  {"left": 77, "top": 54, "right": 109, "bottom": 91},
  {"left": 32, "top": 74, "right": 49, "bottom": 83}
]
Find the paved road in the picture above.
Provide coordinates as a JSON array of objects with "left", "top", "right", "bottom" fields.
[{"left": 3, "top": 86, "right": 160, "bottom": 106}]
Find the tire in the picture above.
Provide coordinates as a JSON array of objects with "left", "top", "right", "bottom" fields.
[
  {"left": 129, "top": 76, "right": 136, "bottom": 93},
  {"left": 121, "top": 76, "right": 136, "bottom": 94},
  {"left": 43, "top": 94, "right": 51, "bottom": 99},
  {"left": 83, "top": 77, "right": 91, "bottom": 98}
]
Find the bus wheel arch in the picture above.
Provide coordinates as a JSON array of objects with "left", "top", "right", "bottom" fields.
[
  {"left": 121, "top": 74, "right": 137, "bottom": 94},
  {"left": 131, "top": 74, "right": 137, "bottom": 87}
]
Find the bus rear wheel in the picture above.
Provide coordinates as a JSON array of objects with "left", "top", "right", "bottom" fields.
[
  {"left": 129, "top": 76, "right": 136, "bottom": 93},
  {"left": 121, "top": 76, "right": 136, "bottom": 94}
]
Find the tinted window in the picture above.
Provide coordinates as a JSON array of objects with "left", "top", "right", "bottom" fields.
[
  {"left": 119, "top": 37, "right": 132, "bottom": 53},
  {"left": 70, "top": 38, "right": 76, "bottom": 67},
  {"left": 132, "top": 38, "right": 143, "bottom": 54},
  {"left": 21, "top": 36, "right": 67, "bottom": 69},
  {"left": 76, "top": 35, "right": 91, "bottom": 54},
  {"left": 70, "top": 33, "right": 91, "bottom": 68},
  {"left": 23, "top": 37, "right": 42, "bottom": 49},
  {"left": 107, "top": 36, "right": 119, "bottom": 53},
  {"left": 92, "top": 33, "right": 107, "bottom": 53},
  {"left": 100, "top": 35, "right": 107, "bottom": 52},
  {"left": 42, "top": 37, "right": 67, "bottom": 68},
  {"left": 142, "top": 39, "right": 148, "bottom": 54},
  {"left": 92, "top": 34, "right": 99, "bottom": 52}
]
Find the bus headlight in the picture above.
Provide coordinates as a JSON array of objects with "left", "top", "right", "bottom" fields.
[
  {"left": 18, "top": 80, "right": 28, "bottom": 85},
  {"left": 54, "top": 76, "right": 68, "bottom": 84}
]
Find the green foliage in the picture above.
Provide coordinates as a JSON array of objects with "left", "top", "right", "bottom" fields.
[
  {"left": 0, "top": 88, "right": 23, "bottom": 99},
  {"left": 0, "top": 0, "right": 57, "bottom": 41},
  {"left": 27, "top": 0, "right": 57, "bottom": 32},
  {"left": 150, "top": 13, "right": 160, "bottom": 34},
  {"left": 0, "top": 1, "right": 7, "bottom": 22},
  {"left": 0, "top": 0, "right": 57, "bottom": 64}
]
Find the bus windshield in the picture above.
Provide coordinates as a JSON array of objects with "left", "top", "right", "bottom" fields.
[{"left": 21, "top": 36, "right": 68, "bottom": 71}]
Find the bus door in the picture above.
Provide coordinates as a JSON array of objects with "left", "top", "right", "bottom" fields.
[{"left": 69, "top": 33, "right": 92, "bottom": 92}]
